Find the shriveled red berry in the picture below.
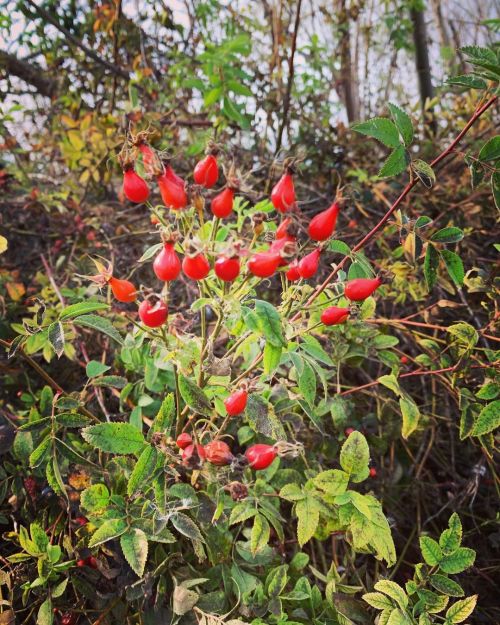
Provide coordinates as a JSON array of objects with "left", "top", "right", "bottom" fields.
[
  {"left": 308, "top": 201, "right": 339, "bottom": 241},
  {"left": 286, "top": 259, "right": 300, "bottom": 281},
  {"left": 109, "top": 277, "right": 137, "bottom": 303},
  {"left": 204, "top": 440, "right": 233, "bottom": 466},
  {"left": 245, "top": 444, "right": 277, "bottom": 470},
  {"left": 60, "top": 612, "right": 79, "bottom": 625},
  {"left": 24, "top": 476, "right": 37, "bottom": 499},
  {"left": 215, "top": 256, "right": 240, "bottom": 282},
  {"left": 248, "top": 251, "right": 281, "bottom": 278},
  {"left": 182, "top": 254, "right": 210, "bottom": 280},
  {"left": 86, "top": 556, "right": 98, "bottom": 569},
  {"left": 176, "top": 433, "right": 193, "bottom": 449},
  {"left": 298, "top": 248, "right": 321, "bottom": 279},
  {"left": 153, "top": 243, "right": 181, "bottom": 281},
  {"left": 321, "top": 306, "right": 350, "bottom": 326},
  {"left": 138, "top": 300, "right": 168, "bottom": 328},
  {"left": 193, "top": 154, "right": 218, "bottom": 188},
  {"left": 271, "top": 173, "right": 295, "bottom": 212},
  {"left": 224, "top": 389, "right": 248, "bottom": 416},
  {"left": 76, "top": 558, "right": 87, "bottom": 567},
  {"left": 123, "top": 169, "right": 150, "bottom": 203},
  {"left": 211, "top": 188, "right": 234, "bottom": 218},
  {"left": 400, "top": 355, "right": 409, "bottom": 364},
  {"left": 369, "top": 467, "right": 377, "bottom": 478},
  {"left": 158, "top": 170, "right": 187, "bottom": 210},
  {"left": 182, "top": 444, "right": 206, "bottom": 464},
  {"left": 344, "top": 277, "right": 382, "bottom": 301}
]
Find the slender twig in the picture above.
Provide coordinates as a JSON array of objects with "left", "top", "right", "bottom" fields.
[{"left": 274, "top": 0, "right": 303, "bottom": 156}]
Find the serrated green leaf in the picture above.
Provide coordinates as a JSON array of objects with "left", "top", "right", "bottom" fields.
[
  {"left": 89, "top": 518, "right": 127, "bottom": 547},
  {"left": 296, "top": 494, "right": 320, "bottom": 546},
  {"left": 374, "top": 580, "right": 408, "bottom": 609},
  {"left": 352, "top": 117, "right": 401, "bottom": 148},
  {"left": 80, "top": 483, "right": 110, "bottom": 512},
  {"left": 328, "top": 240, "right": 351, "bottom": 255},
  {"left": 178, "top": 375, "right": 212, "bottom": 416},
  {"left": 29, "top": 436, "right": 51, "bottom": 468},
  {"left": 127, "top": 445, "right": 158, "bottom": 496},
  {"left": 445, "top": 595, "right": 477, "bottom": 623},
  {"left": 440, "top": 513, "right": 462, "bottom": 553},
  {"left": 120, "top": 528, "right": 148, "bottom": 577},
  {"left": 446, "top": 74, "right": 487, "bottom": 89},
  {"left": 470, "top": 400, "right": 500, "bottom": 436},
  {"left": 439, "top": 547, "right": 475, "bottom": 574},
  {"left": 251, "top": 513, "right": 270, "bottom": 555},
  {"left": 263, "top": 342, "right": 282, "bottom": 375},
  {"left": 245, "top": 394, "right": 286, "bottom": 440},
  {"left": 478, "top": 136, "right": 500, "bottom": 162},
  {"left": 388, "top": 103, "right": 414, "bottom": 146},
  {"left": 229, "top": 502, "right": 257, "bottom": 525},
  {"left": 48, "top": 321, "right": 65, "bottom": 358},
  {"left": 363, "top": 592, "right": 395, "bottom": 610},
  {"left": 420, "top": 536, "right": 443, "bottom": 565},
  {"left": 431, "top": 227, "right": 464, "bottom": 243},
  {"left": 298, "top": 359, "right": 316, "bottom": 407},
  {"left": 340, "top": 431, "right": 369, "bottom": 482},
  {"left": 170, "top": 513, "right": 204, "bottom": 542},
  {"left": 254, "top": 300, "right": 285, "bottom": 347},
  {"left": 85, "top": 360, "right": 111, "bottom": 378},
  {"left": 149, "top": 393, "right": 175, "bottom": 438},
  {"left": 378, "top": 146, "right": 410, "bottom": 178},
  {"left": 430, "top": 574, "right": 464, "bottom": 597},
  {"left": 37, "top": 598, "right": 53, "bottom": 625},
  {"left": 314, "top": 469, "right": 349, "bottom": 496},
  {"left": 82, "top": 422, "right": 145, "bottom": 454}
]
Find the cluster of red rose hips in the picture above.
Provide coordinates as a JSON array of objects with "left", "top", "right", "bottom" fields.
[{"left": 93, "top": 136, "right": 383, "bottom": 330}]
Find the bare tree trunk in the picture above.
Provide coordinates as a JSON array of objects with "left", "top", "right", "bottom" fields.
[
  {"left": 337, "top": 0, "right": 359, "bottom": 123},
  {"left": 410, "top": 5, "right": 436, "bottom": 132}
]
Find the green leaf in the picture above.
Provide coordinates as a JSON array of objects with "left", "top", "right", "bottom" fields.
[
  {"left": 374, "top": 580, "right": 408, "bottom": 609},
  {"left": 59, "top": 301, "right": 108, "bottom": 320},
  {"left": 314, "top": 469, "right": 349, "bottom": 496},
  {"left": 82, "top": 422, "right": 145, "bottom": 454},
  {"left": 18, "top": 417, "right": 51, "bottom": 431},
  {"left": 203, "top": 86, "right": 223, "bottom": 106},
  {"left": 340, "top": 431, "right": 369, "bottom": 482},
  {"left": 52, "top": 578, "right": 68, "bottom": 598},
  {"left": 89, "top": 518, "right": 127, "bottom": 547},
  {"left": 328, "top": 240, "right": 351, "bottom": 255},
  {"left": 386, "top": 609, "right": 412, "bottom": 625},
  {"left": 471, "top": 400, "right": 500, "bottom": 436},
  {"left": 170, "top": 513, "right": 204, "bottom": 542},
  {"left": 229, "top": 502, "right": 257, "bottom": 525},
  {"left": 29, "top": 436, "right": 51, "bottom": 468},
  {"left": 178, "top": 375, "right": 212, "bottom": 416},
  {"left": 388, "top": 103, "right": 413, "bottom": 146},
  {"left": 351, "top": 117, "right": 401, "bottom": 148},
  {"left": 446, "top": 74, "right": 487, "bottom": 89},
  {"left": 120, "top": 528, "right": 148, "bottom": 577},
  {"left": 279, "top": 483, "right": 305, "bottom": 502},
  {"left": 85, "top": 360, "right": 111, "bottom": 378},
  {"left": 266, "top": 564, "right": 289, "bottom": 597},
  {"left": 439, "top": 514, "right": 462, "bottom": 554},
  {"left": 37, "top": 598, "right": 53, "bottom": 625},
  {"left": 412, "top": 159, "right": 436, "bottom": 187},
  {"left": 227, "top": 80, "right": 252, "bottom": 96},
  {"left": 30, "top": 522, "right": 49, "bottom": 551},
  {"left": 46, "top": 457, "right": 66, "bottom": 497},
  {"left": 91, "top": 375, "right": 127, "bottom": 389},
  {"left": 378, "top": 146, "right": 410, "bottom": 178},
  {"left": 439, "top": 547, "right": 475, "bottom": 574},
  {"left": 441, "top": 250, "right": 464, "bottom": 287},
  {"left": 363, "top": 592, "right": 395, "bottom": 610},
  {"left": 73, "top": 314, "right": 123, "bottom": 344},
  {"left": 478, "top": 136, "right": 500, "bottom": 162},
  {"left": 476, "top": 382, "right": 500, "bottom": 400},
  {"left": 54, "top": 413, "right": 91, "bottom": 428},
  {"left": 378, "top": 374, "right": 402, "bottom": 396},
  {"left": 149, "top": 393, "right": 175, "bottom": 438},
  {"left": 80, "top": 484, "right": 110, "bottom": 512},
  {"left": 424, "top": 244, "right": 439, "bottom": 290},
  {"left": 263, "top": 342, "right": 282, "bottom": 375},
  {"left": 419, "top": 536, "right": 443, "bottom": 565},
  {"left": 399, "top": 397, "right": 420, "bottom": 439},
  {"left": 245, "top": 394, "right": 286, "bottom": 440},
  {"left": 127, "top": 445, "right": 158, "bottom": 496},
  {"left": 430, "top": 575, "right": 464, "bottom": 597},
  {"left": 445, "top": 595, "right": 477, "bottom": 623},
  {"left": 254, "top": 300, "right": 285, "bottom": 347},
  {"left": 298, "top": 359, "right": 316, "bottom": 407},
  {"left": 431, "top": 227, "right": 464, "bottom": 243},
  {"left": 296, "top": 494, "right": 320, "bottom": 546},
  {"left": 251, "top": 513, "right": 270, "bottom": 555},
  {"left": 48, "top": 321, "right": 65, "bottom": 358}
]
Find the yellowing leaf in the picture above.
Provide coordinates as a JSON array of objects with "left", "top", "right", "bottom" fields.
[
  {"left": 6, "top": 282, "right": 26, "bottom": 301},
  {"left": 0, "top": 236, "right": 7, "bottom": 254}
]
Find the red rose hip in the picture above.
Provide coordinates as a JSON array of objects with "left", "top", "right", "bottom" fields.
[
  {"left": 154, "top": 242, "right": 181, "bottom": 281},
  {"left": 344, "top": 277, "right": 382, "bottom": 301},
  {"left": 224, "top": 389, "right": 248, "bottom": 416},
  {"left": 320, "top": 306, "right": 350, "bottom": 326},
  {"left": 138, "top": 300, "right": 168, "bottom": 328},
  {"left": 245, "top": 444, "right": 277, "bottom": 470},
  {"left": 308, "top": 201, "right": 339, "bottom": 241}
]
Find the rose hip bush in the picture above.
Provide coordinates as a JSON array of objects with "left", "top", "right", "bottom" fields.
[{"left": 1, "top": 48, "right": 499, "bottom": 625}]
